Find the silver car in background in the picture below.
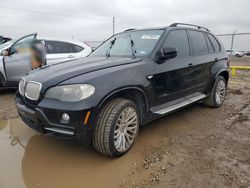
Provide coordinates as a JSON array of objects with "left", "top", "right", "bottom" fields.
[{"left": 0, "top": 33, "right": 92, "bottom": 89}]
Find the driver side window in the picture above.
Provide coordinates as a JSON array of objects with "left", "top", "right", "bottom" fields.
[
  {"left": 163, "top": 30, "right": 190, "bottom": 57},
  {"left": 9, "top": 37, "right": 34, "bottom": 55}
]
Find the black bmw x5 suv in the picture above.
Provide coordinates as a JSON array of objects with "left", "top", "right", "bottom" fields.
[{"left": 16, "top": 23, "right": 229, "bottom": 157}]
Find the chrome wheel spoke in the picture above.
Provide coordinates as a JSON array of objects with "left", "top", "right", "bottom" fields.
[
  {"left": 116, "top": 134, "right": 122, "bottom": 148},
  {"left": 126, "top": 116, "right": 137, "bottom": 125},
  {"left": 122, "top": 134, "right": 126, "bottom": 151}
]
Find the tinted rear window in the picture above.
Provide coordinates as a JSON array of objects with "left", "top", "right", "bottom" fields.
[
  {"left": 46, "top": 41, "right": 71, "bottom": 54},
  {"left": 188, "top": 30, "right": 208, "bottom": 56},
  {"left": 70, "top": 44, "right": 84, "bottom": 53}
]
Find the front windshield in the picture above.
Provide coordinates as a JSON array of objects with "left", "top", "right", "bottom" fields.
[{"left": 90, "top": 29, "right": 164, "bottom": 57}]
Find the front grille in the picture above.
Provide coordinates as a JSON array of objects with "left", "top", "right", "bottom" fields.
[{"left": 25, "top": 81, "right": 42, "bottom": 101}]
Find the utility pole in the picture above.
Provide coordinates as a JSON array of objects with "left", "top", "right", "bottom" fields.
[
  {"left": 112, "top": 17, "right": 115, "bottom": 36},
  {"left": 230, "top": 29, "right": 237, "bottom": 57}
]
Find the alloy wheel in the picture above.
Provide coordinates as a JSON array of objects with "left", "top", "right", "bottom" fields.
[
  {"left": 114, "top": 107, "right": 138, "bottom": 152},
  {"left": 215, "top": 80, "right": 226, "bottom": 105}
]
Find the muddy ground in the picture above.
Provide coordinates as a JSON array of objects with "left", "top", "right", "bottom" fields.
[
  {"left": 0, "top": 89, "right": 18, "bottom": 120},
  {"left": 0, "top": 61, "right": 250, "bottom": 188}
]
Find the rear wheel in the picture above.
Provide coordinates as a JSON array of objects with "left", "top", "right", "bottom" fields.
[
  {"left": 204, "top": 76, "right": 227, "bottom": 108},
  {"left": 92, "top": 98, "right": 139, "bottom": 157}
]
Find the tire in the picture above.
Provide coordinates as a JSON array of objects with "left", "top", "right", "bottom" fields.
[
  {"left": 204, "top": 76, "right": 227, "bottom": 108},
  {"left": 92, "top": 98, "right": 140, "bottom": 157}
]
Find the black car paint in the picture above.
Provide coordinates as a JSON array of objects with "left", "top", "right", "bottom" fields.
[{"left": 16, "top": 26, "right": 229, "bottom": 140}]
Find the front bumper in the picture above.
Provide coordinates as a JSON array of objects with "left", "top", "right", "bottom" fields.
[{"left": 15, "top": 93, "right": 95, "bottom": 141}]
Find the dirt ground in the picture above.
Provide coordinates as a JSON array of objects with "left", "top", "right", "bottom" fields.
[
  {"left": 122, "top": 79, "right": 250, "bottom": 188},
  {"left": 0, "top": 61, "right": 250, "bottom": 188},
  {"left": 0, "top": 89, "right": 18, "bottom": 120}
]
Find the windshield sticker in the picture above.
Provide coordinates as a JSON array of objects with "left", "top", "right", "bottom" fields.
[{"left": 141, "top": 35, "right": 160, "bottom": 40}]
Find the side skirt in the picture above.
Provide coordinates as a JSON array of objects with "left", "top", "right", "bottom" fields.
[{"left": 151, "top": 92, "right": 206, "bottom": 115}]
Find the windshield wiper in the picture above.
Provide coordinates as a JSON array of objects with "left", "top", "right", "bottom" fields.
[
  {"left": 128, "top": 34, "right": 137, "bottom": 59},
  {"left": 105, "top": 38, "right": 116, "bottom": 58}
]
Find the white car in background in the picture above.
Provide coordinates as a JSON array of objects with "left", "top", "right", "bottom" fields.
[
  {"left": 226, "top": 50, "right": 244, "bottom": 57},
  {"left": 40, "top": 37, "right": 92, "bottom": 64},
  {"left": 0, "top": 34, "right": 92, "bottom": 64},
  {"left": 0, "top": 33, "right": 92, "bottom": 89}
]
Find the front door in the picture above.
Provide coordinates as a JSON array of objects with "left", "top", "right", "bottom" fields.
[
  {"left": 3, "top": 33, "right": 37, "bottom": 82},
  {"left": 151, "top": 29, "right": 198, "bottom": 107}
]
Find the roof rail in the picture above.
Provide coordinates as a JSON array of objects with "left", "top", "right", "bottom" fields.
[
  {"left": 124, "top": 28, "right": 136, "bottom": 32},
  {"left": 169, "top": 23, "right": 210, "bottom": 32}
]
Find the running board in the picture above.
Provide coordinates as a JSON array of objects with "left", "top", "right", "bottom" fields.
[
  {"left": 151, "top": 93, "right": 206, "bottom": 115},
  {"left": 44, "top": 127, "right": 74, "bottom": 135}
]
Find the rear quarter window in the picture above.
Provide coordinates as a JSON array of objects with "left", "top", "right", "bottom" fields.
[
  {"left": 69, "top": 44, "right": 84, "bottom": 53},
  {"left": 207, "top": 33, "right": 221, "bottom": 52},
  {"left": 204, "top": 34, "right": 214, "bottom": 53}
]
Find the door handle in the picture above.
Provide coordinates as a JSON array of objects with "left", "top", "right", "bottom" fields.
[
  {"left": 68, "top": 55, "right": 75, "bottom": 58},
  {"left": 147, "top": 75, "right": 153, "bottom": 80}
]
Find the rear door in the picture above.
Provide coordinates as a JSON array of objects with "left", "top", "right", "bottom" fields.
[
  {"left": 3, "top": 33, "right": 37, "bottom": 82},
  {"left": 45, "top": 40, "right": 75, "bottom": 64},
  {"left": 187, "top": 30, "right": 216, "bottom": 92}
]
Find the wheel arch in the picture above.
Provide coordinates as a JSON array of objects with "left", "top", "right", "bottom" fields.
[
  {"left": 216, "top": 69, "right": 229, "bottom": 83},
  {"left": 97, "top": 87, "right": 149, "bottom": 125}
]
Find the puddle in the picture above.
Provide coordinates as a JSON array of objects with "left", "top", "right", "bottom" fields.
[
  {"left": 0, "top": 107, "right": 195, "bottom": 188},
  {"left": 0, "top": 118, "right": 152, "bottom": 188}
]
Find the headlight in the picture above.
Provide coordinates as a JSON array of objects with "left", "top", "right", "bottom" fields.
[
  {"left": 19, "top": 79, "right": 26, "bottom": 96},
  {"left": 44, "top": 84, "right": 95, "bottom": 102}
]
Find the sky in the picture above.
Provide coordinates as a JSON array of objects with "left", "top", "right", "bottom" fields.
[{"left": 0, "top": 0, "right": 250, "bottom": 50}]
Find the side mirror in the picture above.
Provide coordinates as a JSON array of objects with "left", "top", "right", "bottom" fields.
[
  {"left": 156, "top": 47, "right": 177, "bottom": 63},
  {"left": 1, "top": 49, "right": 9, "bottom": 56}
]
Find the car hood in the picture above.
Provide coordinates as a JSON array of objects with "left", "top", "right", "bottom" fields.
[{"left": 26, "top": 56, "right": 142, "bottom": 86}]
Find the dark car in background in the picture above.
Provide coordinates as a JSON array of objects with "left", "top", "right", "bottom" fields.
[{"left": 16, "top": 23, "right": 229, "bottom": 157}]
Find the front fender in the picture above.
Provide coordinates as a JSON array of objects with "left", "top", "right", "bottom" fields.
[{"left": 97, "top": 86, "right": 149, "bottom": 111}]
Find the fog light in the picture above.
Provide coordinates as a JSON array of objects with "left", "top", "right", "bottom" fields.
[{"left": 62, "top": 113, "right": 70, "bottom": 121}]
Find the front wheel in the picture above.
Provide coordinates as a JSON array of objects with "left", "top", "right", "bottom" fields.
[
  {"left": 92, "top": 98, "right": 139, "bottom": 157},
  {"left": 204, "top": 76, "right": 227, "bottom": 108}
]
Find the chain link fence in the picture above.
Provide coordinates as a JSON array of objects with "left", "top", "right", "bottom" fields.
[{"left": 217, "top": 33, "right": 250, "bottom": 80}]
